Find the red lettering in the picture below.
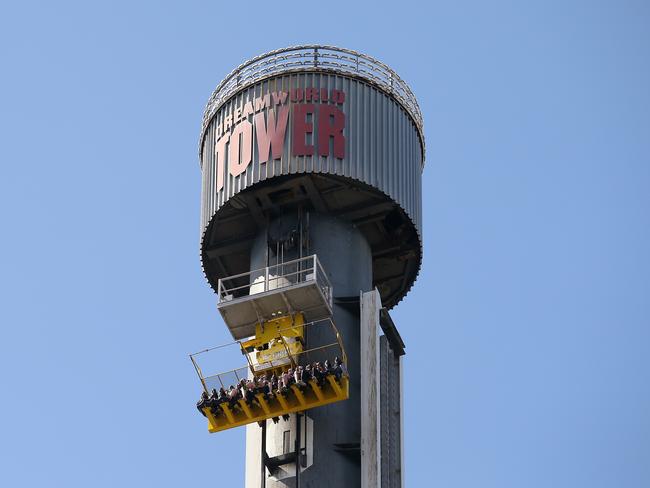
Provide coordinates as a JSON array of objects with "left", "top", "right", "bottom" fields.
[
  {"left": 254, "top": 106, "right": 289, "bottom": 164},
  {"left": 305, "top": 88, "right": 319, "bottom": 102},
  {"left": 290, "top": 89, "right": 304, "bottom": 102},
  {"left": 241, "top": 101, "right": 254, "bottom": 118},
  {"left": 229, "top": 120, "right": 252, "bottom": 177},
  {"left": 215, "top": 133, "right": 229, "bottom": 191},
  {"left": 272, "top": 91, "right": 288, "bottom": 105},
  {"left": 320, "top": 88, "right": 329, "bottom": 103},
  {"left": 254, "top": 94, "right": 271, "bottom": 112},
  {"left": 331, "top": 89, "right": 345, "bottom": 104},
  {"left": 292, "top": 104, "right": 315, "bottom": 156},
  {"left": 318, "top": 105, "right": 345, "bottom": 159}
]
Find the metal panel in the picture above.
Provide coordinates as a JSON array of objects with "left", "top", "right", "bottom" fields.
[
  {"left": 199, "top": 46, "right": 424, "bottom": 159},
  {"left": 200, "top": 72, "right": 423, "bottom": 236},
  {"left": 199, "top": 73, "right": 423, "bottom": 306},
  {"left": 198, "top": 47, "right": 424, "bottom": 308},
  {"left": 361, "top": 289, "right": 382, "bottom": 488},
  {"left": 380, "top": 335, "right": 403, "bottom": 488}
]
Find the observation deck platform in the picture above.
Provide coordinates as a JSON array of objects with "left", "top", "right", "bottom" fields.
[{"left": 216, "top": 255, "right": 333, "bottom": 340}]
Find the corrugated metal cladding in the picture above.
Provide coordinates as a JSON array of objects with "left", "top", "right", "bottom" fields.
[{"left": 199, "top": 71, "right": 424, "bottom": 242}]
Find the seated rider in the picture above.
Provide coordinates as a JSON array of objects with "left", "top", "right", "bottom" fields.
[
  {"left": 323, "top": 360, "right": 332, "bottom": 376},
  {"left": 265, "top": 377, "right": 275, "bottom": 398},
  {"left": 294, "top": 366, "right": 306, "bottom": 388},
  {"left": 334, "top": 357, "right": 348, "bottom": 381},
  {"left": 218, "top": 387, "right": 228, "bottom": 403},
  {"left": 196, "top": 391, "right": 209, "bottom": 417},
  {"left": 255, "top": 376, "right": 267, "bottom": 396},
  {"left": 207, "top": 388, "right": 223, "bottom": 416},
  {"left": 280, "top": 369, "right": 292, "bottom": 393},
  {"left": 312, "top": 362, "right": 325, "bottom": 385},
  {"left": 304, "top": 364, "right": 313, "bottom": 383},
  {"left": 243, "top": 381, "right": 255, "bottom": 404},
  {"left": 228, "top": 385, "right": 240, "bottom": 405}
]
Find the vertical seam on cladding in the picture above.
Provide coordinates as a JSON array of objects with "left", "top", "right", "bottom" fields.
[{"left": 202, "top": 73, "right": 422, "bottom": 237}]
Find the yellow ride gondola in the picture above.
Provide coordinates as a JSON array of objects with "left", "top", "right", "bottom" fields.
[{"left": 190, "top": 316, "right": 349, "bottom": 433}]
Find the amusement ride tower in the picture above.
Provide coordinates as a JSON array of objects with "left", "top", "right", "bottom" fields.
[{"left": 190, "top": 46, "right": 424, "bottom": 488}]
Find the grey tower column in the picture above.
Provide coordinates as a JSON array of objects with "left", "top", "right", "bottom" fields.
[{"left": 245, "top": 212, "right": 372, "bottom": 488}]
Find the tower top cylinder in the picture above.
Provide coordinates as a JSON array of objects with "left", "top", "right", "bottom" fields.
[{"left": 198, "top": 45, "right": 425, "bottom": 309}]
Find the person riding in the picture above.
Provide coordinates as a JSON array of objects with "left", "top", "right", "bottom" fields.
[
  {"left": 255, "top": 376, "right": 267, "bottom": 395},
  {"left": 324, "top": 360, "right": 333, "bottom": 377},
  {"left": 312, "top": 362, "right": 325, "bottom": 385},
  {"left": 334, "top": 356, "right": 348, "bottom": 381},
  {"left": 240, "top": 379, "right": 255, "bottom": 404},
  {"left": 304, "top": 364, "right": 313, "bottom": 383},
  {"left": 196, "top": 391, "right": 209, "bottom": 417},
  {"left": 228, "top": 384, "right": 240, "bottom": 404},
  {"left": 280, "top": 369, "right": 292, "bottom": 393},
  {"left": 294, "top": 365, "right": 306, "bottom": 388},
  {"left": 218, "top": 387, "right": 228, "bottom": 403},
  {"left": 207, "top": 388, "right": 223, "bottom": 416}
]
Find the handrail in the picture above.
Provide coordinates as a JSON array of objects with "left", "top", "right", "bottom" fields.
[
  {"left": 219, "top": 268, "right": 308, "bottom": 294},
  {"left": 216, "top": 254, "right": 332, "bottom": 302},
  {"left": 200, "top": 342, "right": 343, "bottom": 391},
  {"left": 198, "top": 45, "right": 425, "bottom": 162},
  {"left": 203, "top": 366, "right": 250, "bottom": 389},
  {"left": 219, "top": 253, "right": 316, "bottom": 283}
]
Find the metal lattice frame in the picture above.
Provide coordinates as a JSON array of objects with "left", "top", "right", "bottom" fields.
[{"left": 199, "top": 45, "right": 425, "bottom": 159}]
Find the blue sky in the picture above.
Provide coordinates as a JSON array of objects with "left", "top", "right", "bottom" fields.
[{"left": 1, "top": 1, "right": 649, "bottom": 486}]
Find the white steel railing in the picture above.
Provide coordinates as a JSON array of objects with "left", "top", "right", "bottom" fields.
[
  {"left": 216, "top": 254, "right": 332, "bottom": 306},
  {"left": 199, "top": 45, "right": 424, "bottom": 158}
]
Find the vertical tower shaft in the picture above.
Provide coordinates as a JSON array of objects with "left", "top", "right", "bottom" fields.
[{"left": 246, "top": 213, "right": 372, "bottom": 487}]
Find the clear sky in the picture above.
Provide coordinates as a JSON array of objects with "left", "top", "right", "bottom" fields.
[{"left": 1, "top": 1, "right": 648, "bottom": 487}]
